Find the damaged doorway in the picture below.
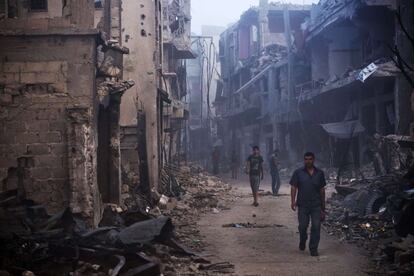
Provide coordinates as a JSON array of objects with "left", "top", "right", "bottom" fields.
[{"left": 97, "top": 103, "right": 121, "bottom": 204}]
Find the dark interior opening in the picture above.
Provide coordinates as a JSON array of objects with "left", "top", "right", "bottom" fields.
[{"left": 30, "top": 0, "right": 48, "bottom": 11}]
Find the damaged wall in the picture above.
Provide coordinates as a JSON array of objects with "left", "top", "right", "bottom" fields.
[
  {"left": 0, "top": 35, "right": 101, "bottom": 224},
  {"left": 121, "top": 0, "right": 162, "bottom": 191},
  {"left": 0, "top": 0, "right": 134, "bottom": 227}
]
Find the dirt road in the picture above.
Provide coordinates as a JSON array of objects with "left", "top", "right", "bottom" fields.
[{"left": 198, "top": 174, "right": 370, "bottom": 276}]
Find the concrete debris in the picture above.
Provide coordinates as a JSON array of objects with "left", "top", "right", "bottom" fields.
[
  {"left": 0, "top": 165, "right": 235, "bottom": 275},
  {"left": 222, "top": 223, "right": 285, "bottom": 229},
  {"left": 324, "top": 169, "right": 414, "bottom": 275},
  {"left": 212, "top": 208, "right": 220, "bottom": 214}
]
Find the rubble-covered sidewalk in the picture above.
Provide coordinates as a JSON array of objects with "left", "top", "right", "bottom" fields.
[
  {"left": 0, "top": 165, "right": 235, "bottom": 276},
  {"left": 324, "top": 163, "right": 414, "bottom": 275}
]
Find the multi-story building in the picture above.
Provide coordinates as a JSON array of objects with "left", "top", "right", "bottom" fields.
[
  {"left": 161, "top": 0, "right": 194, "bottom": 166},
  {"left": 216, "top": 0, "right": 311, "bottom": 166},
  {"left": 217, "top": 0, "right": 413, "bottom": 174},
  {"left": 0, "top": 0, "right": 133, "bottom": 226},
  {"left": 297, "top": 0, "right": 414, "bottom": 171},
  {"left": 120, "top": 0, "right": 193, "bottom": 194}
]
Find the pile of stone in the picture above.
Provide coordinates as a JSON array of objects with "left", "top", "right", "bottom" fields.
[
  {"left": 153, "top": 164, "right": 236, "bottom": 275},
  {"left": 0, "top": 165, "right": 236, "bottom": 276},
  {"left": 324, "top": 172, "right": 414, "bottom": 275}
]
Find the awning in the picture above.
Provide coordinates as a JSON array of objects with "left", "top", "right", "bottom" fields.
[
  {"left": 173, "top": 44, "right": 197, "bottom": 59},
  {"left": 321, "top": 120, "right": 365, "bottom": 139}
]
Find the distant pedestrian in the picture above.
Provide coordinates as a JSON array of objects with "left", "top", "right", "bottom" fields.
[
  {"left": 231, "top": 150, "right": 239, "bottom": 179},
  {"left": 212, "top": 147, "right": 220, "bottom": 175},
  {"left": 290, "top": 152, "right": 326, "bottom": 256},
  {"left": 269, "top": 149, "right": 281, "bottom": 195},
  {"left": 246, "top": 146, "right": 264, "bottom": 207}
]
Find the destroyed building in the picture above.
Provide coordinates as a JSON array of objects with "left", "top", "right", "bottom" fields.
[
  {"left": 120, "top": 0, "right": 193, "bottom": 196},
  {"left": 0, "top": 0, "right": 133, "bottom": 226},
  {"left": 0, "top": 0, "right": 194, "bottom": 226},
  {"left": 161, "top": 0, "right": 194, "bottom": 166},
  {"left": 297, "top": 0, "right": 414, "bottom": 173},
  {"left": 216, "top": 0, "right": 311, "bottom": 166},
  {"left": 217, "top": 0, "right": 414, "bottom": 171}
]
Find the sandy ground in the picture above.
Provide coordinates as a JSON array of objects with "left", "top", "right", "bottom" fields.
[{"left": 198, "top": 173, "right": 371, "bottom": 276}]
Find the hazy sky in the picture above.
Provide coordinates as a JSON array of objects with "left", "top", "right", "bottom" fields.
[{"left": 191, "top": 0, "right": 319, "bottom": 35}]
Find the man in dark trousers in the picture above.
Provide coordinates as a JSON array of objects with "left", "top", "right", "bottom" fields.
[
  {"left": 290, "top": 152, "right": 326, "bottom": 256},
  {"left": 246, "top": 146, "right": 264, "bottom": 207},
  {"left": 269, "top": 149, "right": 281, "bottom": 195}
]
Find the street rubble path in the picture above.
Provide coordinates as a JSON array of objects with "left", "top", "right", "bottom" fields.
[{"left": 198, "top": 174, "right": 371, "bottom": 276}]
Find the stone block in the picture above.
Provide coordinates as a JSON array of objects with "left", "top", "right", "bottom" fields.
[
  {"left": 49, "top": 120, "right": 66, "bottom": 132},
  {"left": 51, "top": 168, "right": 68, "bottom": 179},
  {"left": 35, "top": 155, "right": 63, "bottom": 168},
  {"left": 49, "top": 82, "right": 68, "bottom": 93},
  {"left": 27, "top": 144, "right": 50, "bottom": 155},
  {"left": 0, "top": 94, "right": 12, "bottom": 105},
  {"left": 17, "top": 132, "right": 41, "bottom": 144},
  {"left": 5, "top": 121, "right": 26, "bottom": 131},
  {"left": 17, "top": 110, "right": 35, "bottom": 122},
  {"left": 35, "top": 72, "right": 58, "bottom": 83},
  {"left": 26, "top": 120, "right": 49, "bottom": 132},
  {"left": 3, "top": 62, "right": 22, "bottom": 73},
  {"left": 4, "top": 87, "right": 21, "bottom": 96},
  {"left": 28, "top": 19, "right": 48, "bottom": 30},
  {"left": 36, "top": 109, "right": 59, "bottom": 120},
  {"left": 0, "top": 156, "right": 16, "bottom": 168},
  {"left": 21, "top": 62, "right": 63, "bottom": 73},
  {"left": 30, "top": 168, "right": 52, "bottom": 179},
  {"left": 49, "top": 143, "right": 67, "bottom": 155},
  {"left": 0, "top": 73, "right": 19, "bottom": 84},
  {"left": 20, "top": 73, "right": 38, "bottom": 84},
  {"left": 0, "top": 168, "right": 7, "bottom": 181},
  {"left": 48, "top": 131, "right": 62, "bottom": 143},
  {"left": 9, "top": 144, "right": 27, "bottom": 156}
]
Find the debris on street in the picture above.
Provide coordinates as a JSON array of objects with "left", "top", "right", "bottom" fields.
[
  {"left": 0, "top": 165, "right": 236, "bottom": 275},
  {"left": 324, "top": 168, "right": 414, "bottom": 275}
]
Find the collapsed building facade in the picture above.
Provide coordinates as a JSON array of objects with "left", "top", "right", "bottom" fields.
[
  {"left": 217, "top": 0, "right": 414, "bottom": 172},
  {"left": 120, "top": 0, "right": 193, "bottom": 195},
  {"left": 297, "top": 0, "right": 414, "bottom": 174},
  {"left": 0, "top": 0, "right": 193, "bottom": 226},
  {"left": 0, "top": 0, "right": 133, "bottom": 226},
  {"left": 216, "top": 0, "right": 311, "bottom": 167}
]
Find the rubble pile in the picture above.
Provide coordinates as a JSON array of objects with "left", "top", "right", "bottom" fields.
[
  {"left": 149, "top": 164, "right": 236, "bottom": 275},
  {"left": 0, "top": 165, "right": 235, "bottom": 276},
  {"left": 241, "top": 44, "right": 287, "bottom": 75},
  {"left": 324, "top": 172, "right": 414, "bottom": 275},
  {"left": 159, "top": 165, "right": 234, "bottom": 248}
]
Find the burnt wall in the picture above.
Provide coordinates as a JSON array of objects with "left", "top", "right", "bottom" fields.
[{"left": 0, "top": 35, "right": 101, "bottom": 224}]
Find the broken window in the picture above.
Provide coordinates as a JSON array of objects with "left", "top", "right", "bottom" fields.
[
  {"left": 95, "top": 0, "right": 103, "bottom": 9},
  {"left": 30, "top": 0, "right": 47, "bottom": 11},
  {"left": 1, "top": 0, "right": 18, "bottom": 19}
]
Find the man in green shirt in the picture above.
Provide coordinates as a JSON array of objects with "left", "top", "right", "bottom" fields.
[{"left": 246, "top": 146, "right": 264, "bottom": 207}]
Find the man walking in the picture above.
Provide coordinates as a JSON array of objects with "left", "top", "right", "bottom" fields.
[
  {"left": 290, "top": 152, "right": 326, "bottom": 256},
  {"left": 246, "top": 146, "right": 264, "bottom": 207},
  {"left": 269, "top": 149, "right": 281, "bottom": 195}
]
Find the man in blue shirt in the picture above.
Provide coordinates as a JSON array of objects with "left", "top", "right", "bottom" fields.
[{"left": 290, "top": 152, "right": 326, "bottom": 256}]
